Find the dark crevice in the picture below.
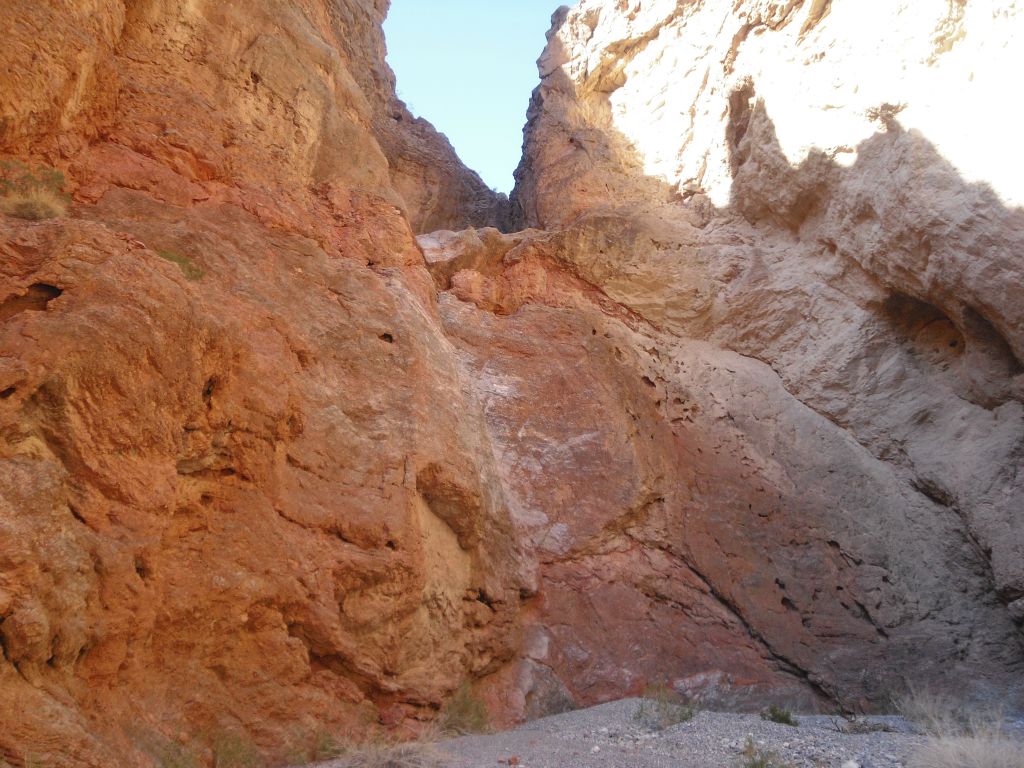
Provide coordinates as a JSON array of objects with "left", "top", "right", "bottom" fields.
[
  {"left": 134, "top": 556, "right": 151, "bottom": 581},
  {"left": 202, "top": 377, "right": 217, "bottom": 404},
  {"left": 678, "top": 553, "right": 838, "bottom": 706},
  {"left": 909, "top": 476, "right": 1006, "bottom": 605},
  {"left": 67, "top": 503, "right": 91, "bottom": 528},
  {"left": 0, "top": 283, "right": 63, "bottom": 321},
  {"left": 726, "top": 80, "right": 756, "bottom": 176}
]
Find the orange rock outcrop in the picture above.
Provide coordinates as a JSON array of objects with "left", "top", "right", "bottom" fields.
[{"left": 1, "top": 0, "right": 1022, "bottom": 765}]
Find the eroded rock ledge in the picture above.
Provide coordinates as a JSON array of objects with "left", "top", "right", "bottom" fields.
[{"left": 0, "top": 0, "right": 1021, "bottom": 765}]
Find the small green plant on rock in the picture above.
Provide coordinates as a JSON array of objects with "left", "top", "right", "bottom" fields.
[
  {"left": 633, "top": 681, "right": 696, "bottom": 730},
  {"left": 439, "top": 682, "right": 490, "bottom": 735},
  {"left": 740, "top": 737, "right": 795, "bottom": 768},
  {"left": 0, "top": 160, "right": 70, "bottom": 220},
  {"left": 157, "top": 249, "right": 205, "bottom": 280},
  {"left": 761, "top": 704, "right": 798, "bottom": 727}
]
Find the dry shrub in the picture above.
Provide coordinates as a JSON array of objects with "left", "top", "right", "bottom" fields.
[
  {"left": 830, "top": 715, "right": 897, "bottom": 734},
  {"left": 760, "top": 704, "right": 798, "bottom": 727},
  {"left": 0, "top": 162, "right": 69, "bottom": 220},
  {"left": 898, "top": 688, "right": 1023, "bottom": 768},
  {"left": 329, "top": 741, "right": 444, "bottom": 768},
  {"left": 740, "top": 737, "right": 795, "bottom": 768},
  {"left": 909, "top": 728, "right": 1024, "bottom": 768},
  {"left": 896, "top": 687, "right": 973, "bottom": 736},
  {"left": 0, "top": 185, "right": 68, "bottom": 220},
  {"left": 633, "top": 682, "right": 696, "bottom": 730},
  {"left": 439, "top": 683, "right": 490, "bottom": 735}
]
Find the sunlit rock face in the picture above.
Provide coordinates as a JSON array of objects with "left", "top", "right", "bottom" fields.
[
  {"left": 514, "top": 0, "right": 1024, "bottom": 222},
  {"left": 472, "top": 0, "right": 1023, "bottom": 719}
]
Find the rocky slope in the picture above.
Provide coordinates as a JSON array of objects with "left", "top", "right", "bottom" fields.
[{"left": 1, "top": 0, "right": 1022, "bottom": 766}]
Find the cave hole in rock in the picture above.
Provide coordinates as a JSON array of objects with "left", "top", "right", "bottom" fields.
[
  {"left": 383, "top": 1, "right": 556, "bottom": 194},
  {"left": 882, "top": 292, "right": 965, "bottom": 370},
  {"left": 0, "top": 283, "right": 64, "bottom": 321},
  {"left": 202, "top": 377, "right": 217, "bottom": 404}
]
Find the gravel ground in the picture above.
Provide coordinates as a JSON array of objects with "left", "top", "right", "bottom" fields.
[{"left": 436, "top": 699, "right": 931, "bottom": 768}]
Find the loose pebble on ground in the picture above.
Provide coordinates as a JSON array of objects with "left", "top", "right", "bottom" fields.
[{"left": 436, "top": 699, "right": 929, "bottom": 768}]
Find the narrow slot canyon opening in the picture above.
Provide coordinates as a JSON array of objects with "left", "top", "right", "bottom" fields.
[{"left": 383, "top": 1, "right": 557, "bottom": 197}]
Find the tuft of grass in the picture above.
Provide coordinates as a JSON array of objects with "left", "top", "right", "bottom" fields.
[
  {"left": 157, "top": 249, "right": 205, "bottom": 280},
  {"left": 897, "top": 688, "right": 1023, "bottom": 768},
  {"left": 908, "top": 729, "right": 1024, "bottom": 768},
  {"left": 760, "top": 704, "right": 798, "bottom": 727},
  {"left": 211, "top": 731, "right": 261, "bottom": 768},
  {"left": 740, "top": 737, "right": 795, "bottom": 768},
  {"left": 893, "top": 686, "right": 1009, "bottom": 737},
  {"left": 439, "top": 682, "right": 490, "bottom": 736},
  {"left": 0, "top": 161, "right": 70, "bottom": 220},
  {"left": 633, "top": 681, "right": 696, "bottom": 730},
  {"left": 330, "top": 740, "right": 444, "bottom": 768}
]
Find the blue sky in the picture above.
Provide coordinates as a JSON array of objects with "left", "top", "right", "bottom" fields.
[{"left": 384, "top": 1, "right": 564, "bottom": 194}]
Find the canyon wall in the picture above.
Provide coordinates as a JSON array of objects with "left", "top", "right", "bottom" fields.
[
  {"left": 433, "top": 0, "right": 1024, "bottom": 722},
  {"left": 0, "top": 1, "right": 516, "bottom": 765},
  {"left": 0, "top": 0, "right": 1022, "bottom": 766}
]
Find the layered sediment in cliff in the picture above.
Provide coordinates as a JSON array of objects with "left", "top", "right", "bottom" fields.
[{"left": 1, "top": 0, "right": 1022, "bottom": 766}]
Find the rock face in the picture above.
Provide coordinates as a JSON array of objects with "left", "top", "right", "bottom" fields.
[
  {"left": 487, "top": 0, "right": 1024, "bottom": 719},
  {"left": 0, "top": 1, "right": 517, "bottom": 765},
  {"left": 1, "top": 0, "right": 1022, "bottom": 765}
]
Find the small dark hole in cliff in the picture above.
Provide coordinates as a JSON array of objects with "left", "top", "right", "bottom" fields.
[
  {"left": 781, "top": 596, "right": 798, "bottom": 612},
  {"left": 0, "top": 283, "right": 63, "bottom": 321},
  {"left": 0, "top": 387, "right": 14, "bottom": 399},
  {"left": 385, "top": 539, "right": 397, "bottom": 551},
  {"left": 379, "top": 332, "right": 394, "bottom": 343},
  {"left": 134, "top": 556, "right": 151, "bottom": 580},
  {"left": 641, "top": 375, "right": 656, "bottom": 388},
  {"left": 883, "top": 293, "right": 965, "bottom": 370},
  {"left": 202, "top": 377, "right": 217, "bottom": 403},
  {"left": 250, "top": 71, "right": 261, "bottom": 86},
  {"left": 67, "top": 504, "right": 88, "bottom": 526}
]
